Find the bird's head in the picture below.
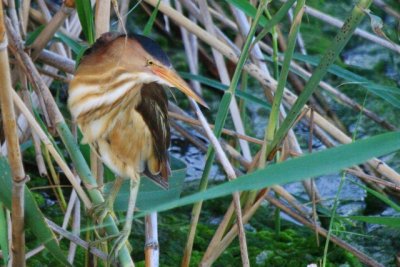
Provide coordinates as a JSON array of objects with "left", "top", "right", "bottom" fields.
[{"left": 80, "top": 32, "right": 208, "bottom": 108}]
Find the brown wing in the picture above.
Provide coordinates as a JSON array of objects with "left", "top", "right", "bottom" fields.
[{"left": 136, "top": 83, "right": 170, "bottom": 189}]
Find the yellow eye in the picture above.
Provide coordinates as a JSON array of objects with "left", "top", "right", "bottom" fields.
[{"left": 147, "top": 59, "right": 154, "bottom": 66}]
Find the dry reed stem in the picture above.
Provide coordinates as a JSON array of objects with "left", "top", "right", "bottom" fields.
[
  {"left": 200, "top": 190, "right": 269, "bottom": 266},
  {"left": 196, "top": 0, "right": 252, "bottom": 162},
  {"left": 143, "top": 0, "right": 400, "bottom": 184},
  {"left": 11, "top": 90, "right": 92, "bottom": 208},
  {"left": 20, "top": 89, "right": 48, "bottom": 178},
  {"left": 186, "top": 2, "right": 251, "bottom": 262},
  {"left": 95, "top": 0, "right": 111, "bottom": 38},
  {"left": 7, "top": 0, "right": 20, "bottom": 37},
  {"left": 118, "top": 0, "right": 130, "bottom": 32},
  {"left": 346, "top": 168, "right": 400, "bottom": 191},
  {"left": 38, "top": 49, "right": 75, "bottom": 74},
  {"left": 45, "top": 219, "right": 112, "bottom": 263},
  {"left": 177, "top": 2, "right": 250, "bottom": 263},
  {"left": 67, "top": 199, "right": 81, "bottom": 264},
  {"left": 193, "top": 101, "right": 250, "bottom": 267},
  {"left": 0, "top": 3, "right": 27, "bottom": 266},
  {"left": 31, "top": 3, "right": 74, "bottom": 59},
  {"left": 6, "top": 18, "right": 64, "bottom": 125},
  {"left": 20, "top": 0, "right": 31, "bottom": 36},
  {"left": 180, "top": 3, "right": 395, "bottom": 131},
  {"left": 169, "top": 112, "right": 264, "bottom": 145}
]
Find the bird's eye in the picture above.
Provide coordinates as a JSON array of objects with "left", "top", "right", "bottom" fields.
[{"left": 147, "top": 59, "right": 154, "bottom": 66}]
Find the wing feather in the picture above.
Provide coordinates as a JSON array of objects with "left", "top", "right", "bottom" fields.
[{"left": 135, "top": 83, "right": 170, "bottom": 189}]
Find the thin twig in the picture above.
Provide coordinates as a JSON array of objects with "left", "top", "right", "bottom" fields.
[
  {"left": 169, "top": 112, "right": 263, "bottom": 145},
  {"left": 45, "top": 219, "right": 112, "bottom": 264}
]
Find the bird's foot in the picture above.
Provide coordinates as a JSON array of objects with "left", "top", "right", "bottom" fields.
[
  {"left": 90, "top": 198, "right": 116, "bottom": 229},
  {"left": 108, "top": 229, "right": 131, "bottom": 263}
]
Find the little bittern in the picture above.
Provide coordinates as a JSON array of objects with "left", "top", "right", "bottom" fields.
[{"left": 68, "top": 32, "right": 206, "bottom": 257}]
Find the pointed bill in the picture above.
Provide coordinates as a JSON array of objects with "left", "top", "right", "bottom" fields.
[{"left": 151, "top": 65, "right": 209, "bottom": 108}]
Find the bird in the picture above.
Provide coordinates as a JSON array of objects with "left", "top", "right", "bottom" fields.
[{"left": 68, "top": 32, "right": 207, "bottom": 259}]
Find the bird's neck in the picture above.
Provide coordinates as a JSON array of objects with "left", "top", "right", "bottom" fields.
[{"left": 68, "top": 64, "right": 143, "bottom": 123}]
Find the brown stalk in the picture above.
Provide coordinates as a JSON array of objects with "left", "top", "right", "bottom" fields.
[
  {"left": 7, "top": 0, "right": 20, "bottom": 37},
  {"left": 5, "top": 18, "right": 64, "bottom": 126},
  {"left": 20, "top": 0, "right": 31, "bottom": 36},
  {"left": 200, "top": 190, "right": 269, "bottom": 266},
  {"left": 0, "top": 3, "right": 27, "bottom": 266},
  {"left": 38, "top": 49, "right": 75, "bottom": 74},
  {"left": 30, "top": 3, "right": 75, "bottom": 59}
]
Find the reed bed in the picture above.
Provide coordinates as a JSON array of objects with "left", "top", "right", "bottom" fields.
[{"left": 0, "top": 0, "right": 399, "bottom": 266}]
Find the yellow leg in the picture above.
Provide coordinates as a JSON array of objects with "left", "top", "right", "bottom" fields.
[
  {"left": 110, "top": 176, "right": 140, "bottom": 261},
  {"left": 91, "top": 176, "right": 124, "bottom": 227}
]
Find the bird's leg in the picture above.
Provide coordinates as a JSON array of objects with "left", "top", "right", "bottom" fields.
[
  {"left": 109, "top": 176, "right": 140, "bottom": 261},
  {"left": 91, "top": 176, "right": 124, "bottom": 227}
]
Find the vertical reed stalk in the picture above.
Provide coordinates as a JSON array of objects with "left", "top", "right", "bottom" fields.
[
  {"left": 0, "top": 3, "right": 27, "bottom": 266},
  {"left": 95, "top": 0, "right": 110, "bottom": 38}
]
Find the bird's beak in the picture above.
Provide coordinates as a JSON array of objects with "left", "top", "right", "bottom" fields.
[{"left": 150, "top": 64, "right": 208, "bottom": 108}]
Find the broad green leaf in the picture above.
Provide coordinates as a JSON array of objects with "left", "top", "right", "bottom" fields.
[
  {"left": 137, "top": 131, "right": 400, "bottom": 215},
  {"left": 293, "top": 53, "right": 400, "bottom": 108},
  {"left": 0, "top": 157, "right": 71, "bottom": 266},
  {"left": 75, "top": 0, "right": 95, "bottom": 44},
  {"left": 109, "top": 156, "right": 187, "bottom": 211},
  {"left": 180, "top": 72, "right": 271, "bottom": 110},
  {"left": 349, "top": 216, "right": 400, "bottom": 227}
]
